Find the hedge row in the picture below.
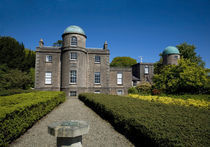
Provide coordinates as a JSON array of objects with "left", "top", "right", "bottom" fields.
[
  {"left": 0, "top": 89, "right": 35, "bottom": 96},
  {"left": 79, "top": 93, "right": 210, "bottom": 147},
  {"left": 0, "top": 91, "right": 65, "bottom": 146}
]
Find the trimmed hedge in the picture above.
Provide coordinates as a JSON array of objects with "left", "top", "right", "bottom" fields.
[
  {"left": 0, "top": 91, "right": 65, "bottom": 146},
  {"left": 79, "top": 93, "right": 210, "bottom": 147},
  {"left": 0, "top": 89, "right": 35, "bottom": 96}
]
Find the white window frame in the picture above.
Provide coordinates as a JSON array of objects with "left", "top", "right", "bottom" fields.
[
  {"left": 145, "top": 65, "right": 149, "bottom": 74},
  {"left": 46, "top": 55, "right": 52, "bottom": 62},
  {"left": 94, "top": 72, "right": 100, "bottom": 84},
  {"left": 69, "top": 91, "right": 77, "bottom": 96},
  {"left": 45, "top": 72, "right": 52, "bottom": 84},
  {"left": 117, "top": 72, "right": 123, "bottom": 85},
  {"left": 70, "top": 52, "right": 77, "bottom": 60},
  {"left": 117, "top": 89, "right": 123, "bottom": 95},
  {"left": 70, "top": 70, "right": 77, "bottom": 84},
  {"left": 95, "top": 56, "right": 101, "bottom": 63},
  {"left": 71, "top": 36, "right": 77, "bottom": 46}
]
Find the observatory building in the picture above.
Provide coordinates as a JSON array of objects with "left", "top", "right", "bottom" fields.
[{"left": 35, "top": 25, "right": 179, "bottom": 97}]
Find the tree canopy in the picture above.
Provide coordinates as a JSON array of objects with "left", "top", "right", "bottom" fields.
[
  {"left": 176, "top": 42, "right": 205, "bottom": 67},
  {"left": 110, "top": 57, "right": 137, "bottom": 67},
  {"left": 0, "top": 36, "right": 35, "bottom": 90},
  {"left": 53, "top": 40, "right": 63, "bottom": 47},
  {"left": 0, "top": 36, "right": 25, "bottom": 70}
]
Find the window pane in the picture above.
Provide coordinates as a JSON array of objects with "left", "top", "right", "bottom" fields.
[
  {"left": 117, "top": 73, "right": 122, "bottom": 78},
  {"left": 145, "top": 66, "right": 149, "bottom": 74},
  {"left": 46, "top": 55, "right": 52, "bottom": 62},
  {"left": 45, "top": 72, "right": 52, "bottom": 84},
  {"left": 70, "top": 91, "right": 77, "bottom": 96},
  {"left": 95, "top": 72, "right": 100, "bottom": 84},
  {"left": 71, "top": 36, "right": 77, "bottom": 46},
  {"left": 95, "top": 56, "right": 100, "bottom": 63},
  {"left": 70, "top": 70, "right": 77, "bottom": 83},
  {"left": 70, "top": 52, "right": 77, "bottom": 60},
  {"left": 117, "top": 90, "right": 123, "bottom": 95},
  {"left": 94, "top": 90, "right": 100, "bottom": 94},
  {"left": 117, "top": 73, "right": 122, "bottom": 84},
  {"left": 117, "top": 79, "right": 122, "bottom": 84}
]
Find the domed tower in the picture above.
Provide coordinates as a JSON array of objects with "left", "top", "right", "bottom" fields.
[
  {"left": 61, "top": 25, "right": 88, "bottom": 96},
  {"left": 162, "top": 46, "right": 180, "bottom": 65}
]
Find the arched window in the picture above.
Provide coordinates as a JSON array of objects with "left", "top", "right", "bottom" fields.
[{"left": 71, "top": 36, "right": 77, "bottom": 46}]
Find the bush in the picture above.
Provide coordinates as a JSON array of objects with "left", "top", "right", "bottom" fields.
[
  {"left": 79, "top": 93, "right": 209, "bottom": 147},
  {"left": 0, "top": 91, "right": 65, "bottom": 146},
  {"left": 153, "top": 59, "right": 207, "bottom": 94},
  {"left": 128, "top": 87, "right": 138, "bottom": 94},
  {"left": 136, "top": 82, "right": 152, "bottom": 94}
]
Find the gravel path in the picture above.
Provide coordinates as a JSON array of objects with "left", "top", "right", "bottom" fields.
[{"left": 10, "top": 98, "right": 134, "bottom": 147}]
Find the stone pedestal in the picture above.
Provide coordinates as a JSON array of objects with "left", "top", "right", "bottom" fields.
[{"left": 48, "top": 120, "right": 89, "bottom": 147}]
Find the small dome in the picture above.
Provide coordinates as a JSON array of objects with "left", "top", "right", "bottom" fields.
[
  {"left": 163, "top": 46, "right": 180, "bottom": 55},
  {"left": 64, "top": 25, "right": 85, "bottom": 36}
]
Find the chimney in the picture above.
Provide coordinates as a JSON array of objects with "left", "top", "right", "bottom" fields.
[
  {"left": 39, "top": 38, "right": 44, "bottom": 47},
  {"left": 103, "top": 41, "right": 108, "bottom": 50}
]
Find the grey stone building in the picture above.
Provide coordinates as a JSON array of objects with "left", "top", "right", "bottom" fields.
[
  {"left": 35, "top": 25, "right": 132, "bottom": 97},
  {"left": 35, "top": 25, "right": 179, "bottom": 97}
]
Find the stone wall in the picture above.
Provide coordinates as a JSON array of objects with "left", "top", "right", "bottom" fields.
[
  {"left": 163, "top": 54, "right": 180, "bottom": 65},
  {"left": 35, "top": 47, "right": 61, "bottom": 91},
  {"left": 109, "top": 67, "right": 132, "bottom": 95}
]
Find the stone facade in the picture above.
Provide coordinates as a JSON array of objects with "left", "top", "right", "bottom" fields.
[
  {"left": 35, "top": 26, "right": 182, "bottom": 97},
  {"left": 163, "top": 54, "right": 180, "bottom": 65},
  {"left": 132, "top": 63, "right": 154, "bottom": 85},
  {"left": 35, "top": 25, "right": 134, "bottom": 97}
]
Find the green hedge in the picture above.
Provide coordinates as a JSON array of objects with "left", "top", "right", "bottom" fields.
[
  {"left": 0, "top": 89, "right": 35, "bottom": 96},
  {"left": 0, "top": 91, "right": 65, "bottom": 146},
  {"left": 79, "top": 93, "right": 210, "bottom": 147}
]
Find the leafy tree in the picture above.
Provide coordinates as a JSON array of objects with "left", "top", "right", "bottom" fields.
[
  {"left": 53, "top": 40, "right": 63, "bottom": 47},
  {"left": 29, "top": 68, "right": 35, "bottom": 88},
  {"left": 154, "top": 54, "right": 163, "bottom": 74},
  {"left": 110, "top": 57, "right": 137, "bottom": 67},
  {"left": 153, "top": 58, "right": 207, "bottom": 94},
  {"left": 0, "top": 65, "right": 32, "bottom": 90},
  {"left": 176, "top": 42, "right": 205, "bottom": 67},
  {"left": 0, "top": 36, "right": 25, "bottom": 70},
  {"left": 0, "top": 37, "right": 36, "bottom": 90},
  {"left": 22, "top": 49, "right": 36, "bottom": 71}
]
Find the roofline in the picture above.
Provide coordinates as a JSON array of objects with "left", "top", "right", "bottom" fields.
[{"left": 62, "top": 32, "right": 87, "bottom": 38}]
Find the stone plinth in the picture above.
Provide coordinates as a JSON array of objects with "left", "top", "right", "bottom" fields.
[{"left": 48, "top": 120, "right": 89, "bottom": 147}]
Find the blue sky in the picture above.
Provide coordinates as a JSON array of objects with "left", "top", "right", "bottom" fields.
[{"left": 0, "top": 0, "right": 210, "bottom": 68}]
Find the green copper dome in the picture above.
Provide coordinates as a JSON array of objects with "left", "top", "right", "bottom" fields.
[
  {"left": 64, "top": 25, "right": 85, "bottom": 35},
  {"left": 163, "top": 46, "right": 180, "bottom": 55}
]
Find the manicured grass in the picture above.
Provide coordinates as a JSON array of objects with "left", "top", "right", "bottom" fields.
[
  {"left": 79, "top": 93, "right": 210, "bottom": 147},
  {"left": 0, "top": 91, "right": 65, "bottom": 146}
]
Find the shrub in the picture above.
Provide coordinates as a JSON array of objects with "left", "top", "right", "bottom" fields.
[
  {"left": 136, "top": 82, "right": 152, "bottom": 94},
  {"left": 79, "top": 93, "right": 209, "bottom": 147},
  {"left": 128, "top": 87, "right": 138, "bottom": 94},
  {"left": 129, "top": 94, "right": 210, "bottom": 108},
  {"left": 0, "top": 91, "right": 65, "bottom": 146}
]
